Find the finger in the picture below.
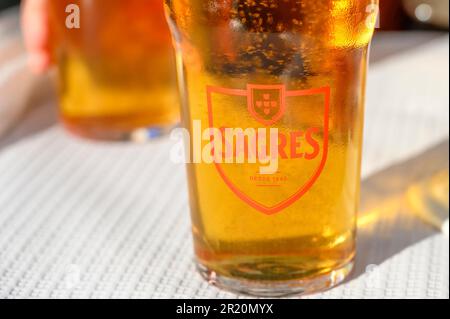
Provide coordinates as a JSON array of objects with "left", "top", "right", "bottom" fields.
[{"left": 21, "top": 0, "right": 51, "bottom": 73}]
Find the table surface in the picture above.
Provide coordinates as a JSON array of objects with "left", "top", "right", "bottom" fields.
[{"left": 0, "top": 8, "right": 449, "bottom": 299}]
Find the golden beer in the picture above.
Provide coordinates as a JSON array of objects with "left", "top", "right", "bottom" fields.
[
  {"left": 49, "top": 0, "right": 179, "bottom": 140},
  {"left": 166, "top": 0, "right": 377, "bottom": 295}
]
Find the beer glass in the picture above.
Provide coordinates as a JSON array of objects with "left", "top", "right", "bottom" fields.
[
  {"left": 166, "top": 0, "right": 378, "bottom": 296},
  {"left": 49, "top": 0, "right": 179, "bottom": 141}
]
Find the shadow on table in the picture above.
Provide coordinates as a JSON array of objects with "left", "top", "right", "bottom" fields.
[
  {"left": 349, "top": 140, "right": 449, "bottom": 281},
  {"left": 0, "top": 71, "right": 58, "bottom": 151}
]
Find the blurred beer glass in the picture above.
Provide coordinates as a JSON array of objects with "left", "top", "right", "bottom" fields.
[
  {"left": 167, "top": 0, "right": 378, "bottom": 296},
  {"left": 49, "top": 0, "right": 179, "bottom": 141}
]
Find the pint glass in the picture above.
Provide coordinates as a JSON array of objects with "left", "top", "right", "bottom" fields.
[
  {"left": 49, "top": 0, "right": 179, "bottom": 141},
  {"left": 166, "top": 0, "right": 378, "bottom": 296}
]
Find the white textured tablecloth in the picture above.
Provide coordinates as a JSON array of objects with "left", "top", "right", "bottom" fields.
[{"left": 0, "top": 32, "right": 449, "bottom": 299}]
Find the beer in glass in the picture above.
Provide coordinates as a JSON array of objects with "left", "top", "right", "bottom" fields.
[
  {"left": 49, "top": 0, "right": 179, "bottom": 140},
  {"left": 166, "top": 0, "right": 378, "bottom": 296}
]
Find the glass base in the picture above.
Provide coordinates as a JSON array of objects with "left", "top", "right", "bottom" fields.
[
  {"left": 196, "top": 260, "right": 354, "bottom": 297},
  {"left": 62, "top": 121, "right": 178, "bottom": 142}
]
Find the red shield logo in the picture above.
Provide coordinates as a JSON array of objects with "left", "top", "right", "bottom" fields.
[
  {"left": 207, "top": 84, "right": 330, "bottom": 215},
  {"left": 247, "top": 84, "right": 286, "bottom": 126}
]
